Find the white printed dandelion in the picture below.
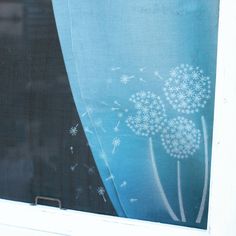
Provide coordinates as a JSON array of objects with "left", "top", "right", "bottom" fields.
[
  {"left": 69, "top": 123, "right": 79, "bottom": 136},
  {"left": 161, "top": 117, "right": 201, "bottom": 222},
  {"left": 126, "top": 91, "right": 179, "bottom": 221},
  {"left": 196, "top": 116, "right": 209, "bottom": 224},
  {"left": 120, "top": 74, "right": 135, "bottom": 85},
  {"left": 82, "top": 106, "right": 93, "bottom": 117},
  {"left": 164, "top": 64, "right": 211, "bottom": 114},
  {"left": 126, "top": 91, "right": 167, "bottom": 136},
  {"left": 94, "top": 119, "right": 106, "bottom": 133},
  {"left": 97, "top": 187, "right": 107, "bottom": 202},
  {"left": 112, "top": 137, "right": 121, "bottom": 154}
]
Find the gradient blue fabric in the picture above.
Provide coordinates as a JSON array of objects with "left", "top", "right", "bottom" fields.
[{"left": 52, "top": 0, "right": 219, "bottom": 229}]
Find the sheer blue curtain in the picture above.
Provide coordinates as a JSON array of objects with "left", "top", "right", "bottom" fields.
[{"left": 52, "top": 0, "right": 219, "bottom": 229}]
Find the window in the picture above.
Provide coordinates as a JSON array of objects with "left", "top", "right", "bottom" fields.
[{"left": 0, "top": 1, "right": 234, "bottom": 235}]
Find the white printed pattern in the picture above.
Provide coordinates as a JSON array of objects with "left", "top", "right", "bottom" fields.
[
  {"left": 161, "top": 117, "right": 201, "bottom": 159},
  {"left": 126, "top": 91, "right": 167, "bottom": 136},
  {"left": 112, "top": 137, "right": 121, "bottom": 154},
  {"left": 164, "top": 64, "right": 211, "bottom": 114},
  {"left": 71, "top": 65, "right": 211, "bottom": 222},
  {"left": 97, "top": 187, "right": 107, "bottom": 202},
  {"left": 69, "top": 124, "right": 79, "bottom": 136}
]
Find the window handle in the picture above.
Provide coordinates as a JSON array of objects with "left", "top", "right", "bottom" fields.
[{"left": 34, "top": 196, "right": 62, "bottom": 209}]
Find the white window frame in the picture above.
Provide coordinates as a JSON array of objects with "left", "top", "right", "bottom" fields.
[{"left": 0, "top": 0, "right": 235, "bottom": 235}]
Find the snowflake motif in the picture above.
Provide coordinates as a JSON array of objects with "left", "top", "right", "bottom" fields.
[
  {"left": 161, "top": 117, "right": 201, "bottom": 159},
  {"left": 164, "top": 64, "right": 211, "bottom": 113},
  {"left": 126, "top": 91, "right": 167, "bottom": 136}
]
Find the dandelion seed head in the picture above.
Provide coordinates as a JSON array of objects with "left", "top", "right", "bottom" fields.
[
  {"left": 112, "top": 137, "right": 121, "bottom": 146},
  {"left": 97, "top": 187, "right": 105, "bottom": 195},
  {"left": 69, "top": 126, "right": 78, "bottom": 136},
  {"left": 161, "top": 117, "right": 201, "bottom": 159},
  {"left": 126, "top": 91, "right": 167, "bottom": 136},
  {"left": 164, "top": 64, "right": 211, "bottom": 113}
]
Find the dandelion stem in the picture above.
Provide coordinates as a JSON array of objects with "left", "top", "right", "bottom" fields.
[
  {"left": 177, "top": 160, "right": 186, "bottom": 222},
  {"left": 148, "top": 137, "right": 179, "bottom": 221},
  {"left": 196, "top": 116, "right": 209, "bottom": 223},
  {"left": 102, "top": 195, "right": 107, "bottom": 202}
]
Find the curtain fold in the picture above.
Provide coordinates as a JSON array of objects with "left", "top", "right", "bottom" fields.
[{"left": 52, "top": 0, "right": 220, "bottom": 228}]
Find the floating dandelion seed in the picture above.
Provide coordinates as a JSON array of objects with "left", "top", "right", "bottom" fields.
[
  {"left": 111, "top": 67, "right": 121, "bottom": 71},
  {"left": 125, "top": 91, "right": 179, "bottom": 221},
  {"left": 130, "top": 198, "right": 138, "bottom": 203},
  {"left": 120, "top": 74, "right": 135, "bottom": 85},
  {"left": 97, "top": 187, "right": 107, "bottom": 202},
  {"left": 139, "top": 78, "right": 146, "bottom": 82},
  {"left": 69, "top": 124, "right": 79, "bottom": 136},
  {"left": 94, "top": 119, "right": 106, "bottom": 133},
  {"left": 84, "top": 127, "right": 93, "bottom": 134},
  {"left": 120, "top": 181, "right": 127, "bottom": 188},
  {"left": 114, "top": 121, "right": 121, "bottom": 132},
  {"left": 82, "top": 106, "right": 94, "bottom": 117},
  {"left": 111, "top": 101, "right": 128, "bottom": 124},
  {"left": 154, "top": 70, "right": 164, "bottom": 80},
  {"left": 161, "top": 116, "right": 201, "bottom": 222},
  {"left": 70, "top": 163, "right": 78, "bottom": 171},
  {"left": 76, "top": 187, "right": 83, "bottom": 199},
  {"left": 100, "top": 101, "right": 109, "bottom": 106},
  {"left": 112, "top": 137, "right": 121, "bottom": 154},
  {"left": 70, "top": 146, "right": 74, "bottom": 154},
  {"left": 84, "top": 164, "right": 95, "bottom": 175},
  {"left": 88, "top": 167, "right": 95, "bottom": 175},
  {"left": 114, "top": 100, "right": 121, "bottom": 106},
  {"left": 106, "top": 175, "right": 115, "bottom": 181},
  {"left": 164, "top": 64, "right": 211, "bottom": 114}
]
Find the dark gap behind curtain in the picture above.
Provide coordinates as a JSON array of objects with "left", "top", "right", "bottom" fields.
[{"left": 0, "top": 0, "right": 116, "bottom": 216}]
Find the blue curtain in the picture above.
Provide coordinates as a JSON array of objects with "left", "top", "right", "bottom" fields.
[{"left": 52, "top": 0, "right": 219, "bottom": 229}]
